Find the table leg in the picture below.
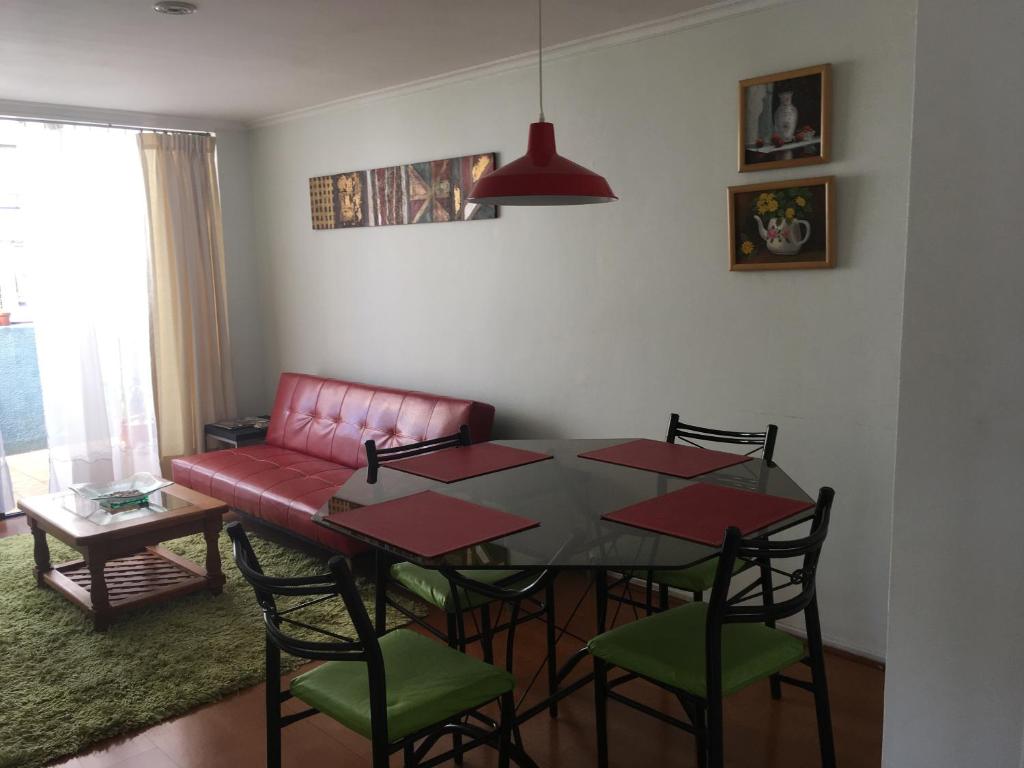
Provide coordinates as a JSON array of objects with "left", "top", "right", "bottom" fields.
[
  {"left": 374, "top": 550, "right": 388, "bottom": 636},
  {"left": 88, "top": 555, "right": 111, "bottom": 631},
  {"left": 596, "top": 567, "right": 608, "bottom": 634},
  {"left": 204, "top": 515, "right": 225, "bottom": 595},
  {"left": 544, "top": 578, "right": 559, "bottom": 717},
  {"left": 28, "top": 517, "right": 51, "bottom": 587},
  {"left": 514, "top": 571, "right": 598, "bottom": 726}
]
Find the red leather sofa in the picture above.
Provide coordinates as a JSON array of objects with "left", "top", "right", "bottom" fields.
[{"left": 171, "top": 372, "right": 496, "bottom": 555}]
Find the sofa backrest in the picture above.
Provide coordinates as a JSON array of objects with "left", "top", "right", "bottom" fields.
[{"left": 266, "top": 372, "right": 496, "bottom": 468}]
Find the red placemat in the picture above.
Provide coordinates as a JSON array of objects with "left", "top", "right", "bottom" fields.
[
  {"left": 386, "top": 442, "right": 553, "bottom": 483},
  {"left": 325, "top": 490, "right": 539, "bottom": 558},
  {"left": 602, "top": 483, "right": 813, "bottom": 546},
  {"left": 579, "top": 439, "right": 752, "bottom": 479}
]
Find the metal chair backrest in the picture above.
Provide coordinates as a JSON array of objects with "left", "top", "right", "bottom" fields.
[
  {"left": 364, "top": 424, "right": 472, "bottom": 484},
  {"left": 706, "top": 486, "right": 833, "bottom": 629},
  {"left": 226, "top": 522, "right": 381, "bottom": 665},
  {"left": 666, "top": 413, "right": 778, "bottom": 466}
]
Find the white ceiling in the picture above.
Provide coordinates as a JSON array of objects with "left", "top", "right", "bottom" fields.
[{"left": 0, "top": 0, "right": 720, "bottom": 124}]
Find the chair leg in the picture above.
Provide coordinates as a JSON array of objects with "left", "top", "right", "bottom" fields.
[
  {"left": 369, "top": 683, "right": 390, "bottom": 768},
  {"left": 756, "top": 558, "right": 782, "bottom": 700},
  {"left": 370, "top": 740, "right": 389, "bottom": 768},
  {"left": 544, "top": 580, "right": 559, "bottom": 718},
  {"left": 374, "top": 550, "right": 388, "bottom": 636},
  {"left": 265, "top": 636, "right": 282, "bottom": 768},
  {"left": 806, "top": 599, "right": 837, "bottom": 768},
  {"left": 498, "top": 692, "right": 514, "bottom": 768},
  {"left": 453, "top": 731, "right": 464, "bottom": 765},
  {"left": 445, "top": 611, "right": 464, "bottom": 765},
  {"left": 504, "top": 695, "right": 541, "bottom": 768},
  {"left": 693, "top": 590, "right": 703, "bottom": 603},
  {"left": 658, "top": 583, "right": 669, "bottom": 611},
  {"left": 446, "top": 612, "right": 459, "bottom": 648},
  {"left": 810, "top": 663, "right": 837, "bottom": 768},
  {"left": 694, "top": 705, "right": 709, "bottom": 768},
  {"left": 679, "top": 696, "right": 708, "bottom": 768},
  {"left": 480, "top": 603, "right": 495, "bottom": 664},
  {"left": 706, "top": 688, "right": 724, "bottom": 768},
  {"left": 594, "top": 658, "right": 610, "bottom": 768},
  {"left": 644, "top": 570, "right": 655, "bottom": 615}
]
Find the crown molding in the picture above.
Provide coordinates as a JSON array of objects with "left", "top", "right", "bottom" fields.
[
  {"left": 250, "top": 0, "right": 796, "bottom": 129},
  {"left": 0, "top": 98, "right": 246, "bottom": 133}
]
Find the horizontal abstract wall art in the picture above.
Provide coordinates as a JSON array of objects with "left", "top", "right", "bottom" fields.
[{"left": 309, "top": 153, "right": 498, "bottom": 230}]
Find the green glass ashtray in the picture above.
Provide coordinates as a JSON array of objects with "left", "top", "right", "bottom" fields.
[
  {"left": 97, "top": 491, "right": 152, "bottom": 511},
  {"left": 71, "top": 473, "right": 172, "bottom": 512}
]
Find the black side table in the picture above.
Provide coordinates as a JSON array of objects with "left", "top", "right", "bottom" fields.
[{"left": 204, "top": 419, "right": 269, "bottom": 450}]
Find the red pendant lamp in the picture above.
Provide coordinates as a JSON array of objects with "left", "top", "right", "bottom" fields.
[{"left": 468, "top": 0, "right": 617, "bottom": 206}]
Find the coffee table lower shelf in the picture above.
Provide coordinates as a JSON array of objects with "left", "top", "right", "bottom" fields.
[{"left": 40, "top": 546, "right": 223, "bottom": 630}]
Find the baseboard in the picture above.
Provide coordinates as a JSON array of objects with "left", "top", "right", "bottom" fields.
[{"left": 776, "top": 617, "right": 885, "bottom": 669}]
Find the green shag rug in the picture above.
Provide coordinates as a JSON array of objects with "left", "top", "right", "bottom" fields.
[{"left": 0, "top": 531, "right": 425, "bottom": 768}]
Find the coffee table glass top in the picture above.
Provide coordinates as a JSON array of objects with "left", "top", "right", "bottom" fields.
[
  {"left": 315, "top": 438, "right": 815, "bottom": 571},
  {"left": 20, "top": 484, "right": 226, "bottom": 543},
  {"left": 57, "top": 489, "right": 192, "bottom": 526}
]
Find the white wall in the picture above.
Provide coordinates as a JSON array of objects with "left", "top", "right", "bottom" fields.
[
  {"left": 249, "top": 0, "right": 917, "bottom": 659},
  {"left": 215, "top": 127, "right": 266, "bottom": 414},
  {"left": 883, "top": 0, "right": 1024, "bottom": 765}
]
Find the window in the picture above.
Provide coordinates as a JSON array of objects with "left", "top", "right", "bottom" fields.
[{"left": 0, "top": 139, "right": 28, "bottom": 321}]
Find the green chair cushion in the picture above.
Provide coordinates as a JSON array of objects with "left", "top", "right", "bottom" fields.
[
  {"left": 587, "top": 602, "right": 805, "bottom": 698},
  {"left": 650, "top": 556, "right": 749, "bottom": 594},
  {"left": 290, "top": 629, "right": 514, "bottom": 742},
  {"left": 390, "top": 562, "right": 525, "bottom": 612}
]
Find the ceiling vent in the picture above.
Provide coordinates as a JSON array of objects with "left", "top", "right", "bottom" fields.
[{"left": 153, "top": 1, "right": 197, "bottom": 15}]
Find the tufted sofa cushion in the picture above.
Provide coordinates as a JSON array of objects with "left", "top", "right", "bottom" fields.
[
  {"left": 266, "top": 373, "right": 495, "bottom": 466},
  {"left": 171, "top": 444, "right": 360, "bottom": 552},
  {"left": 171, "top": 372, "right": 496, "bottom": 556}
]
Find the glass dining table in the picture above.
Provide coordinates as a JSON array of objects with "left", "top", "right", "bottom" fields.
[{"left": 313, "top": 438, "right": 816, "bottom": 722}]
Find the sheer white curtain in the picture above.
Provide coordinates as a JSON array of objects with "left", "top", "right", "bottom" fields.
[
  {"left": 17, "top": 122, "right": 159, "bottom": 489},
  {"left": 0, "top": 427, "right": 13, "bottom": 514}
]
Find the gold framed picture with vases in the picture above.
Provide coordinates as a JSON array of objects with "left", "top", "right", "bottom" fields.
[
  {"left": 739, "top": 63, "right": 831, "bottom": 172},
  {"left": 728, "top": 176, "right": 835, "bottom": 271}
]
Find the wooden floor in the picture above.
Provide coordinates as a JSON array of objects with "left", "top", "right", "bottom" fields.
[{"left": 0, "top": 514, "right": 884, "bottom": 768}]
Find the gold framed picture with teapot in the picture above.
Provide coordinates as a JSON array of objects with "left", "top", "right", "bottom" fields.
[
  {"left": 739, "top": 63, "right": 831, "bottom": 172},
  {"left": 728, "top": 176, "right": 835, "bottom": 271}
]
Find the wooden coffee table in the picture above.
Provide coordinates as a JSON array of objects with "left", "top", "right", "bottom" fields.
[{"left": 19, "top": 483, "right": 227, "bottom": 631}]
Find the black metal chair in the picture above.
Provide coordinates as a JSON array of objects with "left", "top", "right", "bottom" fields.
[
  {"left": 589, "top": 487, "right": 836, "bottom": 768},
  {"left": 605, "top": 414, "right": 779, "bottom": 619},
  {"left": 652, "top": 416, "right": 779, "bottom": 604},
  {"left": 363, "top": 427, "right": 561, "bottom": 718},
  {"left": 227, "top": 521, "right": 541, "bottom": 768}
]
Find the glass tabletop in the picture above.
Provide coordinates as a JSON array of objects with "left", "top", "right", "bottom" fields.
[
  {"left": 314, "top": 438, "right": 815, "bottom": 571},
  {"left": 58, "top": 488, "right": 192, "bottom": 526}
]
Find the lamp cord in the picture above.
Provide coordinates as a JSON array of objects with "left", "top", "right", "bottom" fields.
[{"left": 538, "top": 0, "right": 545, "bottom": 122}]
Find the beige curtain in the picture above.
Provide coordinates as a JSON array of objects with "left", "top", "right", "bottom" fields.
[{"left": 138, "top": 132, "right": 235, "bottom": 473}]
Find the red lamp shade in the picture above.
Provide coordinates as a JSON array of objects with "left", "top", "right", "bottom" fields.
[{"left": 468, "top": 121, "right": 617, "bottom": 206}]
